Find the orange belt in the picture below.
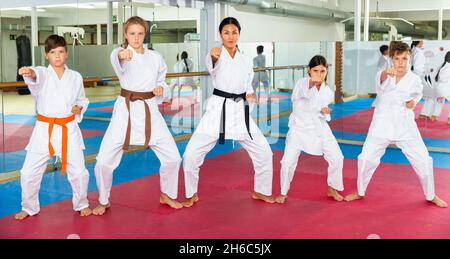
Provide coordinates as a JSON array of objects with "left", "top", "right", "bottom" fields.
[{"left": 37, "top": 114, "right": 75, "bottom": 176}]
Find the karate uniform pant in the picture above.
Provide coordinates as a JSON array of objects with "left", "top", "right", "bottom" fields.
[
  {"left": 20, "top": 149, "right": 90, "bottom": 216},
  {"left": 357, "top": 136, "right": 435, "bottom": 201},
  {"left": 183, "top": 130, "right": 273, "bottom": 198},
  {"left": 252, "top": 80, "right": 270, "bottom": 101},
  {"left": 427, "top": 98, "right": 447, "bottom": 118},
  {"left": 420, "top": 98, "right": 438, "bottom": 117},
  {"left": 371, "top": 96, "right": 379, "bottom": 108},
  {"left": 170, "top": 82, "right": 199, "bottom": 102},
  {"left": 95, "top": 136, "right": 182, "bottom": 205},
  {"left": 280, "top": 132, "right": 344, "bottom": 195}
]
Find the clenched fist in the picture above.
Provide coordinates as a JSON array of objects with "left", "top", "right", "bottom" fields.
[
  {"left": 71, "top": 105, "right": 83, "bottom": 114},
  {"left": 210, "top": 47, "right": 222, "bottom": 63},
  {"left": 405, "top": 100, "right": 415, "bottom": 109},
  {"left": 119, "top": 49, "right": 133, "bottom": 61},
  {"left": 385, "top": 68, "right": 397, "bottom": 77},
  {"left": 246, "top": 93, "right": 256, "bottom": 103},
  {"left": 321, "top": 107, "right": 332, "bottom": 114},
  {"left": 18, "top": 67, "right": 36, "bottom": 79},
  {"left": 153, "top": 86, "right": 164, "bottom": 96},
  {"left": 309, "top": 78, "right": 322, "bottom": 88}
]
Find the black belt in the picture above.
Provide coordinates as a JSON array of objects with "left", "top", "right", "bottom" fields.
[{"left": 213, "top": 88, "right": 253, "bottom": 144}]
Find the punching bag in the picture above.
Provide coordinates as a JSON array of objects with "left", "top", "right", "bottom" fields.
[{"left": 16, "top": 35, "right": 32, "bottom": 95}]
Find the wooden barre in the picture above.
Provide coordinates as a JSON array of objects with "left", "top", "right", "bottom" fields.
[{"left": 0, "top": 64, "right": 318, "bottom": 89}]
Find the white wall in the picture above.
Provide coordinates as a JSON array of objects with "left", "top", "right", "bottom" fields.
[
  {"left": 138, "top": 5, "right": 200, "bottom": 21},
  {"left": 153, "top": 42, "right": 200, "bottom": 73},
  {"left": 0, "top": 0, "right": 203, "bottom": 9},
  {"left": 339, "top": 0, "right": 450, "bottom": 12},
  {"left": 343, "top": 40, "right": 450, "bottom": 95},
  {"left": 36, "top": 5, "right": 200, "bottom": 26},
  {"left": 1, "top": 30, "right": 27, "bottom": 81},
  {"left": 228, "top": 8, "right": 345, "bottom": 42}
]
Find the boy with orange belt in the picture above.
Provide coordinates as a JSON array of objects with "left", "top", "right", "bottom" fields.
[{"left": 15, "top": 35, "right": 91, "bottom": 220}]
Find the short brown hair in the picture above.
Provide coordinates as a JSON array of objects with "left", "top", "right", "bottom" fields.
[
  {"left": 389, "top": 41, "right": 411, "bottom": 58},
  {"left": 45, "top": 34, "right": 67, "bottom": 53}
]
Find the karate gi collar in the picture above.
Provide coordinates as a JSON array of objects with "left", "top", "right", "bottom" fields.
[
  {"left": 47, "top": 64, "right": 69, "bottom": 80},
  {"left": 221, "top": 45, "right": 241, "bottom": 60}
]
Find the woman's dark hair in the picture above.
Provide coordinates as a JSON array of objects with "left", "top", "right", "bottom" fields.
[
  {"left": 411, "top": 40, "right": 422, "bottom": 49},
  {"left": 45, "top": 34, "right": 67, "bottom": 53},
  {"left": 379, "top": 45, "right": 388, "bottom": 55},
  {"left": 435, "top": 51, "right": 450, "bottom": 82},
  {"left": 181, "top": 51, "right": 189, "bottom": 73},
  {"left": 308, "top": 55, "right": 328, "bottom": 81},
  {"left": 219, "top": 17, "right": 241, "bottom": 33},
  {"left": 257, "top": 45, "right": 264, "bottom": 54}
]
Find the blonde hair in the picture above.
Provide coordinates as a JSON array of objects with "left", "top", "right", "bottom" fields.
[{"left": 123, "top": 16, "right": 149, "bottom": 48}]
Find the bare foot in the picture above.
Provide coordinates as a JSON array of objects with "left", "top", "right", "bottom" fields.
[
  {"left": 80, "top": 207, "right": 92, "bottom": 217},
  {"left": 430, "top": 115, "right": 437, "bottom": 121},
  {"left": 275, "top": 195, "right": 287, "bottom": 204},
  {"left": 181, "top": 193, "right": 199, "bottom": 208},
  {"left": 251, "top": 192, "right": 275, "bottom": 204},
  {"left": 429, "top": 196, "right": 448, "bottom": 208},
  {"left": 327, "top": 186, "right": 344, "bottom": 201},
  {"left": 160, "top": 193, "right": 183, "bottom": 209},
  {"left": 92, "top": 203, "right": 110, "bottom": 216},
  {"left": 447, "top": 118, "right": 450, "bottom": 124},
  {"left": 14, "top": 211, "right": 30, "bottom": 221},
  {"left": 419, "top": 115, "right": 428, "bottom": 120},
  {"left": 344, "top": 192, "right": 364, "bottom": 202}
]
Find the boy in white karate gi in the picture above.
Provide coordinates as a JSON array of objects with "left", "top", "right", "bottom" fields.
[
  {"left": 15, "top": 35, "right": 91, "bottom": 220},
  {"left": 345, "top": 41, "right": 448, "bottom": 208}
]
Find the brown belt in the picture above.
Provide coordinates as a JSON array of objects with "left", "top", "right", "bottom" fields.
[{"left": 120, "top": 88, "right": 155, "bottom": 150}]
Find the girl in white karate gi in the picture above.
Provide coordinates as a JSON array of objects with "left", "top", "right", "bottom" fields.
[
  {"left": 166, "top": 54, "right": 181, "bottom": 104},
  {"left": 345, "top": 41, "right": 448, "bottom": 208},
  {"left": 275, "top": 55, "right": 344, "bottom": 203},
  {"left": 15, "top": 35, "right": 91, "bottom": 220},
  {"left": 429, "top": 51, "right": 450, "bottom": 123},
  {"left": 93, "top": 16, "right": 183, "bottom": 215},
  {"left": 166, "top": 52, "right": 198, "bottom": 104},
  {"left": 182, "top": 17, "right": 274, "bottom": 207}
]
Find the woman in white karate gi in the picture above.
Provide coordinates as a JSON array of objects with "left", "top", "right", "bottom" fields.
[
  {"left": 345, "top": 41, "right": 448, "bottom": 208},
  {"left": 93, "top": 16, "right": 183, "bottom": 215},
  {"left": 182, "top": 17, "right": 274, "bottom": 207},
  {"left": 15, "top": 35, "right": 91, "bottom": 220},
  {"left": 429, "top": 51, "right": 450, "bottom": 123},
  {"left": 275, "top": 55, "right": 344, "bottom": 203}
]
